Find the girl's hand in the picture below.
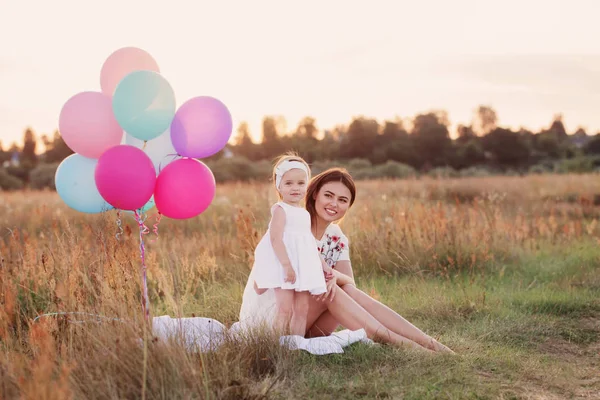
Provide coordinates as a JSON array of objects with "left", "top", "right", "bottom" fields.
[
  {"left": 284, "top": 266, "right": 296, "bottom": 284},
  {"left": 315, "top": 274, "right": 337, "bottom": 303}
]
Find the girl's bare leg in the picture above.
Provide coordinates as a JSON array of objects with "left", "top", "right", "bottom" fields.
[
  {"left": 274, "top": 289, "right": 294, "bottom": 335},
  {"left": 290, "top": 291, "right": 310, "bottom": 336},
  {"left": 342, "top": 285, "right": 454, "bottom": 353}
]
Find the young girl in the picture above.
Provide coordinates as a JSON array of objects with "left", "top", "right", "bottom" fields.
[{"left": 252, "top": 154, "right": 332, "bottom": 336}]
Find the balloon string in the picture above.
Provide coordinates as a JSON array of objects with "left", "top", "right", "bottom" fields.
[
  {"left": 142, "top": 141, "right": 148, "bottom": 150},
  {"left": 150, "top": 212, "right": 162, "bottom": 243},
  {"left": 158, "top": 153, "right": 182, "bottom": 174},
  {"left": 134, "top": 210, "right": 150, "bottom": 322},
  {"left": 115, "top": 210, "right": 124, "bottom": 241}
]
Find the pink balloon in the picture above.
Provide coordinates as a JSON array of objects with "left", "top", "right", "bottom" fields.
[
  {"left": 58, "top": 92, "right": 123, "bottom": 159},
  {"left": 100, "top": 47, "right": 160, "bottom": 96},
  {"left": 95, "top": 145, "right": 156, "bottom": 211},
  {"left": 154, "top": 158, "right": 216, "bottom": 219}
]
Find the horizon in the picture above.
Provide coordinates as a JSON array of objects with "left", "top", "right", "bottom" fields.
[{"left": 2, "top": 1, "right": 600, "bottom": 149}]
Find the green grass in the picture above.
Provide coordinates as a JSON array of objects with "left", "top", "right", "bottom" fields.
[
  {"left": 260, "top": 244, "right": 600, "bottom": 399},
  {"left": 121, "top": 242, "right": 600, "bottom": 399}
]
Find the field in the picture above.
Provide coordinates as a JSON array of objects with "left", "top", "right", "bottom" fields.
[{"left": 1, "top": 174, "right": 599, "bottom": 399}]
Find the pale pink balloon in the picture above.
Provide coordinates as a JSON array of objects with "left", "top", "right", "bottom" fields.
[
  {"left": 154, "top": 158, "right": 216, "bottom": 219},
  {"left": 95, "top": 145, "right": 156, "bottom": 211},
  {"left": 100, "top": 47, "right": 160, "bottom": 96},
  {"left": 58, "top": 91, "right": 123, "bottom": 159}
]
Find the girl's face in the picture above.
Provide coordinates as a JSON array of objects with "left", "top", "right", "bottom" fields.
[
  {"left": 313, "top": 181, "right": 352, "bottom": 223},
  {"left": 279, "top": 168, "right": 308, "bottom": 205}
]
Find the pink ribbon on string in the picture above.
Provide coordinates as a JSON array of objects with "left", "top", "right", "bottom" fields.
[
  {"left": 133, "top": 210, "right": 150, "bottom": 322},
  {"left": 151, "top": 212, "right": 162, "bottom": 243},
  {"left": 138, "top": 210, "right": 162, "bottom": 243},
  {"left": 130, "top": 208, "right": 162, "bottom": 321}
]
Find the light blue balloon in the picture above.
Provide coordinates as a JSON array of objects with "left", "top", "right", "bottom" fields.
[
  {"left": 125, "top": 130, "right": 177, "bottom": 174},
  {"left": 55, "top": 154, "right": 113, "bottom": 214},
  {"left": 112, "top": 70, "right": 176, "bottom": 142}
]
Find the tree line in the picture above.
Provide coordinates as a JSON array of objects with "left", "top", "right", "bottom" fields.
[
  {"left": 2, "top": 105, "right": 600, "bottom": 190},
  {"left": 231, "top": 106, "right": 598, "bottom": 170}
]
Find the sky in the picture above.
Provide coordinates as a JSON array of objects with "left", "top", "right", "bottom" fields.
[{"left": 1, "top": 0, "right": 600, "bottom": 148}]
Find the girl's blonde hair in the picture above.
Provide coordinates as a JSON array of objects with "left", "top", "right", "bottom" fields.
[{"left": 272, "top": 151, "right": 311, "bottom": 200}]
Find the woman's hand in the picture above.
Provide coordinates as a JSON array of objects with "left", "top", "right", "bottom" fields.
[
  {"left": 323, "top": 265, "right": 334, "bottom": 280},
  {"left": 315, "top": 274, "right": 337, "bottom": 303}
]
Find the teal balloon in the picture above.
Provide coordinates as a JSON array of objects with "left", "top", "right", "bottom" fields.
[
  {"left": 112, "top": 70, "right": 176, "bottom": 141},
  {"left": 55, "top": 154, "right": 113, "bottom": 214}
]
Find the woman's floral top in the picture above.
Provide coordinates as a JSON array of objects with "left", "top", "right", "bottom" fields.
[{"left": 316, "top": 224, "right": 350, "bottom": 268}]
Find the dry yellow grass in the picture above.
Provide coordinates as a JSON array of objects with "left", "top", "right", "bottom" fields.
[{"left": 1, "top": 173, "right": 599, "bottom": 398}]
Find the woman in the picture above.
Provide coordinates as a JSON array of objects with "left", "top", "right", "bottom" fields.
[{"left": 239, "top": 168, "right": 453, "bottom": 353}]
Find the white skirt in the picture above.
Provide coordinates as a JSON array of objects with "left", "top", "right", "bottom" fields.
[{"left": 252, "top": 231, "right": 326, "bottom": 295}]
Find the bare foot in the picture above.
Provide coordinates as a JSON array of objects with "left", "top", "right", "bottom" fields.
[{"left": 429, "top": 338, "right": 456, "bottom": 354}]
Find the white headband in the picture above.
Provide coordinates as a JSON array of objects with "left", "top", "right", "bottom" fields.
[{"left": 275, "top": 160, "right": 309, "bottom": 190}]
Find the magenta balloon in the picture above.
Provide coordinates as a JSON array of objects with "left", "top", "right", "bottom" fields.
[
  {"left": 100, "top": 47, "right": 160, "bottom": 96},
  {"left": 58, "top": 92, "right": 123, "bottom": 159},
  {"left": 170, "top": 96, "right": 233, "bottom": 158},
  {"left": 154, "top": 158, "right": 216, "bottom": 219},
  {"left": 95, "top": 145, "right": 156, "bottom": 210}
]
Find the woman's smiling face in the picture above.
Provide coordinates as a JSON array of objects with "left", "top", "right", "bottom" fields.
[{"left": 313, "top": 181, "right": 352, "bottom": 223}]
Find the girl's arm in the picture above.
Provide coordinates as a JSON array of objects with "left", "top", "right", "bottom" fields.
[{"left": 269, "top": 206, "right": 295, "bottom": 282}]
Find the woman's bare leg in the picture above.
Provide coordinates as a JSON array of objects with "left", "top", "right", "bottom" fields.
[
  {"left": 306, "top": 310, "right": 339, "bottom": 338},
  {"left": 342, "top": 284, "right": 454, "bottom": 353},
  {"left": 322, "top": 288, "right": 432, "bottom": 352},
  {"left": 304, "top": 298, "right": 331, "bottom": 337}
]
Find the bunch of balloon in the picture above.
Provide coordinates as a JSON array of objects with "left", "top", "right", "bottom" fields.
[{"left": 54, "top": 47, "right": 233, "bottom": 321}]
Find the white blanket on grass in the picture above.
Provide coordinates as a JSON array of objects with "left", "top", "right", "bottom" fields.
[{"left": 152, "top": 315, "right": 373, "bottom": 355}]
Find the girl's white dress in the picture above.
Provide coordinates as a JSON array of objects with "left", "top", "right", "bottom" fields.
[
  {"left": 252, "top": 202, "right": 327, "bottom": 295},
  {"left": 239, "top": 223, "right": 349, "bottom": 329}
]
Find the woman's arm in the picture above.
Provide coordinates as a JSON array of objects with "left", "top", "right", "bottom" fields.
[
  {"left": 313, "top": 260, "right": 355, "bottom": 303},
  {"left": 332, "top": 260, "right": 355, "bottom": 286}
]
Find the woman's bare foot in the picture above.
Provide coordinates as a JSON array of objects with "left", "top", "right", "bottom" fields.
[{"left": 429, "top": 338, "right": 456, "bottom": 354}]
